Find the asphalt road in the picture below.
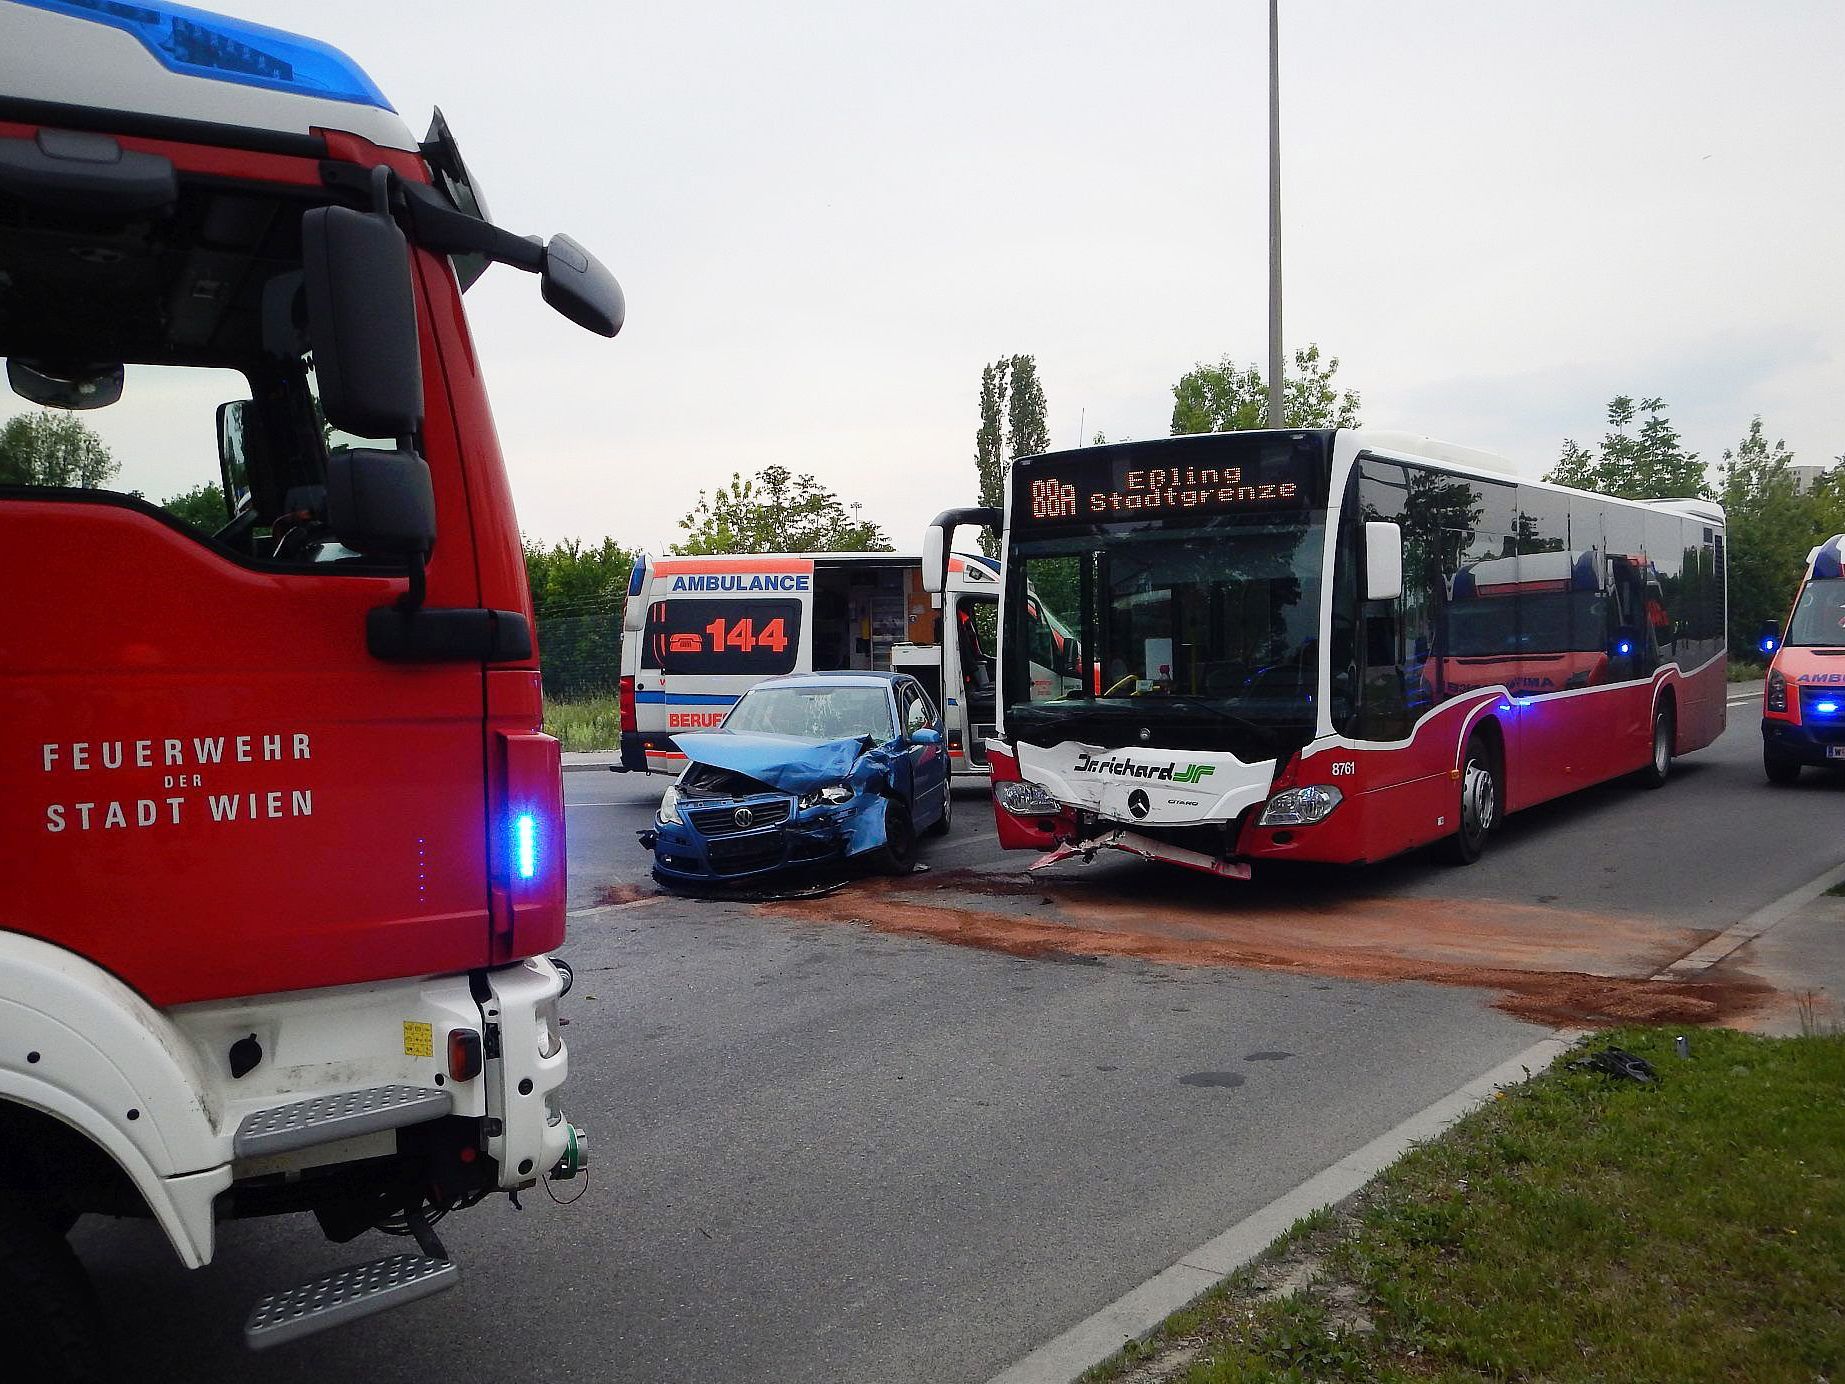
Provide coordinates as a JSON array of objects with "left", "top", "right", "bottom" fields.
[{"left": 75, "top": 685, "right": 1845, "bottom": 1384}]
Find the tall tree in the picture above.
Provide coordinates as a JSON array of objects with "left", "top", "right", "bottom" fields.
[
  {"left": 972, "top": 353, "right": 1049, "bottom": 554},
  {"left": 1545, "top": 396, "right": 1709, "bottom": 500},
  {"left": 974, "top": 358, "right": 1010, "bottom": 521},
  {"left": 673, "top": 464, "right": 891, "bottom": 555},
  {"left": 1719, "top": 418, "right": 1813, "bottom": 655},
  {"left": 1169, "top": 343, "right": 1360, "bottom": 435},
  {"left": 0, "top": 410, "right": 117, "bottom": 488},
  {"left": 1006, "top": 355, "right": 1049, "bottom": 461}
]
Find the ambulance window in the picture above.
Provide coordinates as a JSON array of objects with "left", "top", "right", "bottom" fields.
[{"left": 641, "top": 599, "right": 803, "bottom": 675}]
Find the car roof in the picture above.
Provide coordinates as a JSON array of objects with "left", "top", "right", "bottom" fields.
[{"left": 748, "top": 672, "right": 905, "bottom": 690}]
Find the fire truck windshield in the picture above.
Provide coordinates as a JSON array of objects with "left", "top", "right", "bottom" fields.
[
  {"left": 0, "top": 180, "right": 391, "bottom": 565},
  {"left": 1787, "top": 578, "right": 1845, "bottom": 647}
]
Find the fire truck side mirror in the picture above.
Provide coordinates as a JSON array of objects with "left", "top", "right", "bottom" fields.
[
  {"left": 326, "top": 448, "right": 436, "bottom": 557},
  {"left": 541, "top": 234, "right": 625, "bottom": 338},
  {"left": 301, "top": 204, "right": 424, "bottom": 440},
  {"left": 1363, "top": 521, "right": 1404, "bottom": 603}
]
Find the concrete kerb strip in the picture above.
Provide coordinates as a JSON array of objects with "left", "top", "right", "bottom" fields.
[{"left": 984, "top": 857, "right": 1845, "bottom": 1384}]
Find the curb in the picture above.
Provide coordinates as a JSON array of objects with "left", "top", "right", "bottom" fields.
[{"left": 983, "top": 856, "right": 1845, "bottom": 1384}]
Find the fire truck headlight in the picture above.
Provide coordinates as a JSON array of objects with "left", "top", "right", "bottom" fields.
[
  {"left": 1259, "top": 784, "right": 1343, "bottom": 827},
  {"left": 994, "top": 780, "right": 1062, "bottom": 816},
  {"left": 1767, "top": 668, "right": 1787, "bottom": 713}
]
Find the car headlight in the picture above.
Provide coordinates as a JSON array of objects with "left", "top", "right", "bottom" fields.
[
  {"left": 994, "top": 780, "right": 1062, "bottom": 816},
  {"left": 798, "top": 783, "right": 854, "bottom": 809},
  {"left": 657, "top": 783, "right": 683, "bottom": 824},
  {"left": 1767, "top": 667, "right": 1787, "bottom": 713},
  {"left": 1258, "top": 784, "right": 1343, "bottom": 827}
]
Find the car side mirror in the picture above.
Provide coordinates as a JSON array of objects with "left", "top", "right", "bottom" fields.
[
  {"left": 302, "top": 199, "right": 423, "bottom": 439},
  {"left": 326, "top": 448, "right": 435, "bottom": 556},
  {"left": 1363, "top": 521, "right": 1403, "bottom": 602},
  {"left": 1757, "top": 619, "right": 1781, "bottom": 656},
  {"left": 908, "top": 727, "right": 942, "bottom": 746}
]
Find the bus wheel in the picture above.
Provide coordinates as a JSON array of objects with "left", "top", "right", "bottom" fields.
[
  {"left": 0, "top": 1197, "right": 108, "bottom": 1384},
  {"left": 1764, "top": 746, "right": 1802, "bottom": 785},
  {"left": 1637, "top": 704, "right": 1675, "bottom": 789},
  {"left": 1440, "top": 732, "right": 1499, "bottom": 866}
]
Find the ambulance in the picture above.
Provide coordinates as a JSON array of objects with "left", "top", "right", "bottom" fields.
[
  {"left": 1761, "top": 534, "right": 1845, "bottom": 782},
  {"left": 617, "top": 528, "right": 1003, "bottom": 779}
]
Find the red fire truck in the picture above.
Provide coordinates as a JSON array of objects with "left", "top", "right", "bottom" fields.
[{"left": 0, "top": 2, "right": 620, "bottom": 1373}]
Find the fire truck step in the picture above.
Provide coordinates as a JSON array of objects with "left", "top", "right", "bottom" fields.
[
  {"left": 233, "top": 1085, "right": 453, "bottom": 1157},
  {"left": 245, "top": 1253, "right": 458, "bottom": 1350}
]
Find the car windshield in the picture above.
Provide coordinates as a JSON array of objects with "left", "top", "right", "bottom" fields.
[
  {"left": 1787, "top": 578, "right": 1845, "bottom": 648},
  {"left": 723, "top": 684, "right": 895, "bottom": 740}
]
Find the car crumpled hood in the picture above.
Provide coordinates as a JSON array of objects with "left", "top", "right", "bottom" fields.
[{"left": 669, "top": 731, "right": 902, "bottom": 856}]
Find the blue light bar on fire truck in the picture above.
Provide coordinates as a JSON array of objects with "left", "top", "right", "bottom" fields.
[{"left": 16, "top": 0, "right": 394, "bottom": 109}]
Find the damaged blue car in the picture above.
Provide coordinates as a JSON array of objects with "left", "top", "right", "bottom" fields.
[{"left": 642, "top": 672, "right": 952, "bottom": 886}]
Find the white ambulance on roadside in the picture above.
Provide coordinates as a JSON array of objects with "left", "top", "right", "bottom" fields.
[{"left": 616, "top": 539, "right": 1002, "bottom": 780}]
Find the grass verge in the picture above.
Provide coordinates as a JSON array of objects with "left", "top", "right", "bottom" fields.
[
  {"left": 1084, "top": 1027, "right": 1845, "bottom": 1384},
  {"left": 544, "top": 695, "right": 620, "bottom": 753},
  {"left": 1729, "top": 659, "right": 1768, "bottom": 682}
]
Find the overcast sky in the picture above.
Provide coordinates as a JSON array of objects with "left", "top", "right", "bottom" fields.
[{"left": 17, "top": 2, "right": 1845, "bottom": 551}]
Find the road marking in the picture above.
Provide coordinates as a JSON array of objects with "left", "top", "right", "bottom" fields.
[{"left": 985, "top": 859, "right": 1845, "bottom": 1384}]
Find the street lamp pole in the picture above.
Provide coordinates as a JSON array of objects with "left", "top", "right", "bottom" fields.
[{"left": 1266, "top": 0, "right": 1285, "bottom": 428}]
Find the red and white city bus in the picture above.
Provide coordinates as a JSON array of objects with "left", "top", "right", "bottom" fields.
[{"left": 970, "top": 429, "right": 1726, "bottom": 876}]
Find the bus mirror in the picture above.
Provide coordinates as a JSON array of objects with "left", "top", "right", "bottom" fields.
[
  {"left": 541, "top": 234, "right": 625, "bottom": 338},
  {"left": 922, "top": 525, "right": 947, "bottom": 594},
  {"left": 1757, "top": 620, "right": 1780, "bottom": 656},
  {"left": 326, "top": 448, "right": 436, "bottom": 556},
  {"left": 302, "top": 203, "right": 424, "bottom": 440},
  {"left": 1363, "top": 521, "right": 1403, "bottom": 602},
  {"left": 7, "top": 358, "right": 122, "bottom": 410}
]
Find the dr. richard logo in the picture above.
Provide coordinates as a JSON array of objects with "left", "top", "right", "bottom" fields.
[{"left": 1071, "top": 751, "right": 1215, "bottom": 785}]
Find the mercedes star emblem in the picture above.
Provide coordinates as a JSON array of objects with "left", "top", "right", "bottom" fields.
[{"left": 1128, "top": 789, "right": 1151, "bottom": 819}]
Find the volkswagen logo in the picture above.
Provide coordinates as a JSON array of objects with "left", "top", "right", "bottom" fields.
[
  {"left": 1127, "top": 789, "right": 1151, "bottom": 819},
  {"left": 733, "top": 807, "right": 754, "bottom": 829}
]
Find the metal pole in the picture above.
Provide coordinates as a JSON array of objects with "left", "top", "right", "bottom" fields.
[{"left": 1266, "top": 0, "right": 1284, "bottom": 428}]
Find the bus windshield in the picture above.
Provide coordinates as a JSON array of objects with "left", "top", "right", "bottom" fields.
[
  {"left": 1006, "top": 514, "right": 1326, "bottom": 753},
  {"left": 1787, "top": 578, "right": 1845, "bottom": 647}
]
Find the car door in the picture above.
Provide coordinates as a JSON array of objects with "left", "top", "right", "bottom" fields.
[{"left": 898, "top": 680, "right": 949, "bottom": 825}]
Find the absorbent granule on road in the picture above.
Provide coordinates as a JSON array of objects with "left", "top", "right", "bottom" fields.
[{"left": 758, "top": 869, "right": 1773, "bottom": 1028}]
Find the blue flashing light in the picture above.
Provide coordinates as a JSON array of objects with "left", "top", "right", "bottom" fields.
[
  {"left": 19, "top": 0, "right": 394, "bottom": 110},
  {"left": 1817, "top": 701, "right": 1841, "bottom": 717},
  {"left": 1761, "top": 637, "right": 1778, "bottom": 654},
  {"left": 514, "top": 813, "right": 538, "bottom": 880},
  {"left": 1616, "top": 640, "right": 1633, "bottom": 656},
  {"left": 627, "top": 559, "right": 647, "bottom": 597}
]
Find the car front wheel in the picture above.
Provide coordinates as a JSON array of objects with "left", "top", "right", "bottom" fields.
[{"left": 873, "top": 801, "right": 917, "bottom": 874}]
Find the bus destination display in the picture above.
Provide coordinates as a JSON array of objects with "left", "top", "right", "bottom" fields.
[{"left": 1016, "top": 446, "right": 1314, "bottom": 527}]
